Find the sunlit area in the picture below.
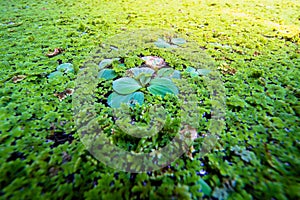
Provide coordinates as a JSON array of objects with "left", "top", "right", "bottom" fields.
[{"left": 1, "top": 0, "right": 299, "bottom": 199}]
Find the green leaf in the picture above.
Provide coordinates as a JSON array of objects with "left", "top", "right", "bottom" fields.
[
  {"left": 129, "top": 67, "right": 155, "bottom": 86},
  {"left": 172, "top": 70, "right": 181, "bottom": 79},
  {"left": 98, "top": 58, "right": 120, "bottom": 69},
  {"left": 154, "top": 38, "right": 172, "bottom": 48},
  {"left": 171, "top": 38, "right": 186, "bottom": 45},
  {"left": 99, "top": 59, "right": 113, "bottom": 69},
  {"left": 113, "top": 77, "right": 142, "bottom": 95},
  {"left": 130, "top": 92, "right": 144, "bottom": 106},
  {"left": 114, "top": 63, "right": 126, "bottom": 73},
  {"left": 107, "top": 92, "right": 144, "bottom": 108},
  {"left": 48, "top": 71, "right": 63, "bottom": 79},
  {"left": 185, "top": 66, "right": 198, "bottom": 77},
  {"left": 198, "top": 178, "right": 212, "bottom": 196},
  {"left": 157, "top": 68, "right": 181, "bottom": 79},
  {"left": 56, "top": 63, "right": 74, "bottom": 73},
  {"left": 196, "top": 69, "right": 211, "bottom": 76},
  {"left": 107, "top": 92, "right": 128, "bottom": 108},
  {"left": 139, "top": 73, "right": 152, "bottom": 86},
  {"left": 186, "top": 67, "right": 211, "bottom": 77},
  {"left": 129, "top": 67, "right": 155, "bottom": 77},
  {"left": 212, "top": 187, "right": 228, "bottom": 199},
  {"left": 148, "top": 78, "right": 179, "bottom": 97},
  {"left": 231, "top": 145, "right": 255, "bottom": 163},
  {"left": 185, "top": 66, "right": 196, "bottom": 73},
  {"left": 98, "top": 69, "right": 117, "bottom": 80},
  {"left": 157, "top": 68, "right": 174, "bottom": 77}
]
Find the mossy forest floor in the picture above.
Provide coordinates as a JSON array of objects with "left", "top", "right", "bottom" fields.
[{"left": 1, "top": 0, "right": 300, "bottom": 199}]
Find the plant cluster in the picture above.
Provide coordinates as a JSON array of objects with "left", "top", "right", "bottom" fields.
[
  {"left": 106, "top": 63, "right": 180, "bottom": 108},
  {"left": 97, "top": 54, "right": 212, "bottom": 109}
]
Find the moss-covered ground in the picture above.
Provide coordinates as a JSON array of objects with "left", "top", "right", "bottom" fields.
[{"left": 1, "top": 0, "right": 299, "bottom": 199}]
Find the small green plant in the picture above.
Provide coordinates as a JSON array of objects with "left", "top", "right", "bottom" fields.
[
  {"left": 97, "top": 57, "right": 213, "bottom": 108},
  {"left": 97, "top": 58, "right": 120, "bottom": 80},
  {"left": 107, "top": 64, "right": 180, "bottom": 108},
  {"left": 48, "top": 63, "right": 74, "bottom": 78},
  {"left": 154, "top": 37, "right": 186, "bottom": 48},
  {"left": 185, "top": 66, "right": 211, "bottom": 77}
]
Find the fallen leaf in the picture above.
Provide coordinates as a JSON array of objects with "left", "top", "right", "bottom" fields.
[
  {"left": 65, "top": 88, "right": 74, "bottom": 95},
  {"left": 218, "top": 63, "right": 236, "bottom": 75},
  {"left": 12, "top": 75, "right": 26, "bottom": 83},
  {"left": 54, "top": 88, "right": 74, "bottom": 101},
  {"left": 46, "top": 48, "right": 63, "bottom": 58},
  {"left": 253, "top": 51, "right": 260, "bottom": 56},
  {"left": 141, "top": 56, "right": 166, "bottom": 70}
]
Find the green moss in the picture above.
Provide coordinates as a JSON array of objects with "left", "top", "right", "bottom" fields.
[{"left": 1, "top": 0, "right": 300, "bottom": 199}]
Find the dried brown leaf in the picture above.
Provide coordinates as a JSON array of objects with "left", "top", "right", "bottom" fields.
[
  {"left": 54, "top": 88, "right": 74, "bottom": 101},
  {"left": 218, "top": 63, "right": 236, "bottom": 75},
  {"left": 12, "top": 75, "right": 26, "bottom": 83},
  {"left": 46, "top": 48, "right": 63, "bottom": 58}
]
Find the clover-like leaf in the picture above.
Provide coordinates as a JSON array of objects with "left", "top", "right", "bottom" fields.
[
  {"left": 108, "top": 92, "right": 144, "bottom": 108},
  {"left": 148, "top": 77, "right": 179, "bottom": 97},
  {"left": 113, "top": 77, "right": 142, "bottom": 95},
  {"left": 98, "top": 69, "right": 117, "bottom": 80},
  {"left": 57, "top": 63, "right": 74, "bottom": 73}
]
